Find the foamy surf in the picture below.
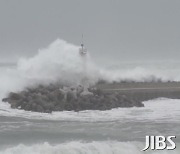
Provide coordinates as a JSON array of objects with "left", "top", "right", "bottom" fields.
[
  {"left": 0, "top": 98, "right": 180, "bottom": 123},
  {"left": 0, "top": 141, "right": 179, "bottom": 154}
]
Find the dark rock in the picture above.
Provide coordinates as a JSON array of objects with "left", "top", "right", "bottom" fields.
[
  {"left": 20, "top": 101, "right": 27, "bottom": 109},
  {"left": 8, "top": 92, "right": 21, "bottom": 100},
  {"left": 35, "top": 105, "right": 44, "bottom": 112},
  {"left": 45, "top": 109, "right": 52, "bottom": 113},
  {"left": 2, "top": 98, "right": 9, "bottom": 102},
  {"left": 2, "top": 83, "right": 144, "bottom": 113},
  {"left": 24, "top": 104, "right": 32, "bottom": 111}
]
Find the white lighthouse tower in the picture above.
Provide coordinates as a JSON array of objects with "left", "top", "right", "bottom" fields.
[
  {"left": 79, "top": 35, "right": 93, "bottom": 96},
  {"left": 79, "top": 34, "right": 87, "bottom": 79}
]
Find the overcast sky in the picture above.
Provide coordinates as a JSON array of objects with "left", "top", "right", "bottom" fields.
[{"left": 0, "top": 0, "right": 180, "bottom": 63}]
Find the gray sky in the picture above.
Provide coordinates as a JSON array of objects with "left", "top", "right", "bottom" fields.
[{"left": 0, "top": 0, "right": 180, "bottom": 63}]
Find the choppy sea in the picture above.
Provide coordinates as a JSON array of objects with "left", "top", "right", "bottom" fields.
[{"left": 0, "top": 39, "right": 180, "bottom": 153}]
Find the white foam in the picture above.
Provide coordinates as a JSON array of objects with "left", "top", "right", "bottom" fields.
[
  {"left": 17, "top": 39, "right": 100, "bottom": 85},
  {"left": 1, "top": 38, "right": 180, "bottom": 97},
  {"left": 100, "top": 66, "right": 180, "bottom": 83},
  {"left": 0, "top": 98, "right": 180, "bottom": 123},
  {"left": 0, "top": 39, "right": 100, "bottom": 98},
  {"left": 1, "top": 39, "right": 180, "bottom": 96},
  {"left": 0, "top": 141, "right": 179, "bottom": 154}
]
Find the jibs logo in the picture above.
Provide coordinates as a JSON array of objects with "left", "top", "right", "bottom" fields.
[{"left": 142, "top": 136, "right": 176, "bottom": 151}]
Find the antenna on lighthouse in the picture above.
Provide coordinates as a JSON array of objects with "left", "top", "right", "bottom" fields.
[
  {"left": 81, "top": 34, "right": 84, "bottom": 48},
  {"left": 79, "top": 34, "right": 87, "bottom": 56}
]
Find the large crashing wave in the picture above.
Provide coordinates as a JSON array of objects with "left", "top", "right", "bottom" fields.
[
  {"left": 17, "top": 39, "right": 100, "bottom": 86},
  {"left": 1, "top": 38, "right": 180, "bottom": 98},
  {"left": 15, "top": 38, "right": 180, "bottom": 85},
  {"left": 0, "top": 39, "right": 101, "bottom": 98}
]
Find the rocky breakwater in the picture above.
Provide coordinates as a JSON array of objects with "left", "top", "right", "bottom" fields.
[{"left": 2, "top": 84, "right": 144, "bottom": 113}]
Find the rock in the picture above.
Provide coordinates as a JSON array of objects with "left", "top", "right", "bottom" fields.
[
  {"left": 8, "top": 92, "right": 21, "bottom": 100},
  {"left": 35, "top": 105, "right": 44, "bottom": 112},
  {"left": 69, "top": 88, "right": 78, "bottom": 100},
  {"left": 90, "top": 88, "right": 103, "bottom": 96},
  {"left": 2, "top": 83, "right": 144, "bottom": 113},
  {"left": 2, "top": 98, "right": 9, "bottom": 102},
  {"left": 80, "top": 91, "right": 93, "bottom": 96},
  {"left": 20, "top": 101, "right": 27, "bottom": 109},
  {"left": 80, "top": 86, "right": 93, "bottom": 97},
  {"left": 59, "top": 87, "right": 68, "bottom": 101},
  {"left": 11, "top": 103, "right": 17, "bottom": 109},
  {"left": 52, "top": 89, "right": 64, "bottom": 101},
  {"left": 76, "top": 85, "right": 84, "bottom": 95},
  {"left": 24, "top": 104, "right": 31, "bottom": 111}
]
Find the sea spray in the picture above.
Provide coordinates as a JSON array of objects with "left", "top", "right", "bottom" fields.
[
  {"left": 1, "top": 38, "right": 180, "bottom": 99},
  {"left": 1, "top": 39, "right": 180, "bottom": 93},
  {"left": 0, "top": 141, "right": 179, "bottom": 154},
  {"left": 0, "top": 39, "right": 100, "bottom": 98},
  {"left": 17, "top": 39, "right": 100, "bottom": 86}
]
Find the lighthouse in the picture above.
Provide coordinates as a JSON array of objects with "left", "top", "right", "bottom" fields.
[{"left": 78, "top": 35, "right": 93, "bottom": 96}]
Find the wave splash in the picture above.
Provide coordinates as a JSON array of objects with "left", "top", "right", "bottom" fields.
[
  {"left": 0, "top": 39, "right": 100, "bottom": 98},
  {"left": 0, "top": 141, "right": 179, "bottom": 154},
  {"left": 17, "top": 39, "right": 100, "bottom": 85},
  {"left": 1, "top": 38, "right": 180, "bottom": 97}
]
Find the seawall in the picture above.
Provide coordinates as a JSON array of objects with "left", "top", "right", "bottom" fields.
[{"left": 97, "top": 82, "right": 180, "bottom": 101}]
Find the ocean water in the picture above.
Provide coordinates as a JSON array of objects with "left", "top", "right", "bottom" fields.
[
  {"left": 0, "top": 39, "right": 180, "bottom": 153},
  {"left": 0, "top": 96, "right": 180, "bottom": 154}
]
